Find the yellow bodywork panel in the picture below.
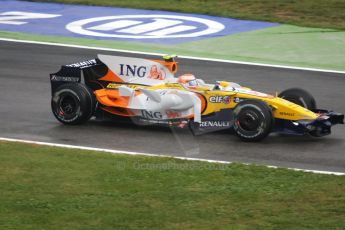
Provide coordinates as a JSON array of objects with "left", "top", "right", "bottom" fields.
[{"left": 100, "top": 82, "right": 318, "bottom": 121}]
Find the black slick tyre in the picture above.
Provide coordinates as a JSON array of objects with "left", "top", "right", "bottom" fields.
[
  {"left": 278, "top": 88, "right": 316, "bottom": 110},
  {"left": 233, "top": 99, "right": 273, "bottom": 142},
  {"left": 51, "top": 83, "right": 95, "bottom": 125}
]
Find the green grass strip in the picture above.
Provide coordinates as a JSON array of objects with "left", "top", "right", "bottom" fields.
[
  {"left": 1, "top": 141, "right": 344, "bottom": 229},
  {"left": 29, "top": 0, "right": 345, "bottom": 30},
  {"left": 2, "top": 25, "right": 345, "bottom": 72}
]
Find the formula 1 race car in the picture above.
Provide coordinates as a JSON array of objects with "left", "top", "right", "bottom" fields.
[{"left": 50, "top": 54, "right": 344, "bottom": 141}]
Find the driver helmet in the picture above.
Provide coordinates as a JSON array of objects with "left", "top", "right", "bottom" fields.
[{"left": 177, "top": 73, "right": 198, "bottom": 87}]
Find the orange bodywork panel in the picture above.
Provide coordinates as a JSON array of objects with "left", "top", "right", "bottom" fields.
[
  {"left": 152, "top": 59, "right": 178, "bottom": 74},
  {"left": 98, "top": 69, "right": 124, "bottom": 82},
  {"left": 94, "top": 87, "right": 207, "bottom": 118},
  {"left": 100, "top": 106, "right": 135, "bottom": 117},
  {"left": 94, "top": 88, "right": 141, "bottom": 117},
  {"left": 94, "top": 89, "right": 130, "bottom": 108},
  {"left": 195, "top": 93, "right": 207, "bottom": 114}
]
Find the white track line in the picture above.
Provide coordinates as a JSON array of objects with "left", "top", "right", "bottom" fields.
[
  {"left": 1, "top": 137, "right": 344, "bottom": 176},
  {"left": 1, "top": 37, "right": 345, "bottom": 74}
]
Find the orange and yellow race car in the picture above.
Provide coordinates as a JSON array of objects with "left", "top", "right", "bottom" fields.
[{"left": 50, "top": 54, "right": 344, "bottom": 141}]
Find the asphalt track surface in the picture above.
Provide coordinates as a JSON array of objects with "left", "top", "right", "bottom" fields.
[{"left": 1, "top": 40, "right": 344, "bottom": 172}]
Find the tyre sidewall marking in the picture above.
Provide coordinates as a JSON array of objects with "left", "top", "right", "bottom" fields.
[
  {"left": 53, "top": 88, "right": 82, "bottom": 122},
  {"left": 233, "top": 103, "right": 267, "bottom": 139}
]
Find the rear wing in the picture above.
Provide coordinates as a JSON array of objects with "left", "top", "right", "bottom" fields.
[{"left": 50, "top": 54, "right": 178, "bottom": 94}]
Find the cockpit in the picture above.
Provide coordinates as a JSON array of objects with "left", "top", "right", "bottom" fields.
[{"left": 176, "top": 73, "right": 241, "bottom": 92}]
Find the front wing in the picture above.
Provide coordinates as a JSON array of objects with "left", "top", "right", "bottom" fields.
[{"left": 274, "top": 109, "right": 344, "bottom": 136}]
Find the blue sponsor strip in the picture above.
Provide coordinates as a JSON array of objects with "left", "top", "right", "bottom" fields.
[{"left": 0, "top": 0, "right": 278, "bottom": 44}]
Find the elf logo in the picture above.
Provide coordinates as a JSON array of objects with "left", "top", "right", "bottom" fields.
[
  {"left": 209, "top": 96, "right": 230, "bottom": 104},
  {"left": 66, "top": 15, "right": 225, "bottom": 39}
]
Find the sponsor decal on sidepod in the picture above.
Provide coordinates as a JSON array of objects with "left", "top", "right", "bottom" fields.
[
  {"left": 209, "top": 96, "right": 230, "bottom": 104},
  {"left": 199, "top": 121, "right": 230, "bottom": 127}
]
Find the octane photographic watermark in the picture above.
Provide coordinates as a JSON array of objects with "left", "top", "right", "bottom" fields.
[{"left": 115, "top": 160, "right": 229, "bottom": 171}]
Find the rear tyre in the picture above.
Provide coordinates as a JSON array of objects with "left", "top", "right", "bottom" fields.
[
  {"left": 51, "top": 83, "right": 95, "bottom": 125},
  {"left": 233, "top": 99, "right": 273, "bottom": 142},
  {"left": 278, "top": 88, "right": 316, "bottom": 110}
]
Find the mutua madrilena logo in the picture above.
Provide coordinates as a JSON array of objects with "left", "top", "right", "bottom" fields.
[{"left": 66, "top": 15, "right": 225, "bottom": 39}]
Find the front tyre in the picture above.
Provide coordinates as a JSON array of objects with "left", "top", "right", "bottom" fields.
[
  {"left": 51, "top": 83, "right": 95, "bottom": 125},
  {"left": 233, "top": 99, "right": 273, "bottom": 142},
  {"left": 278, "top": 88, "right": 316, "bottom": 110}
]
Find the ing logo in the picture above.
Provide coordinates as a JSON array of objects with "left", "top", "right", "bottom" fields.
[{"left": 66, "top": 15, "right": 225, "bottom": 39}]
